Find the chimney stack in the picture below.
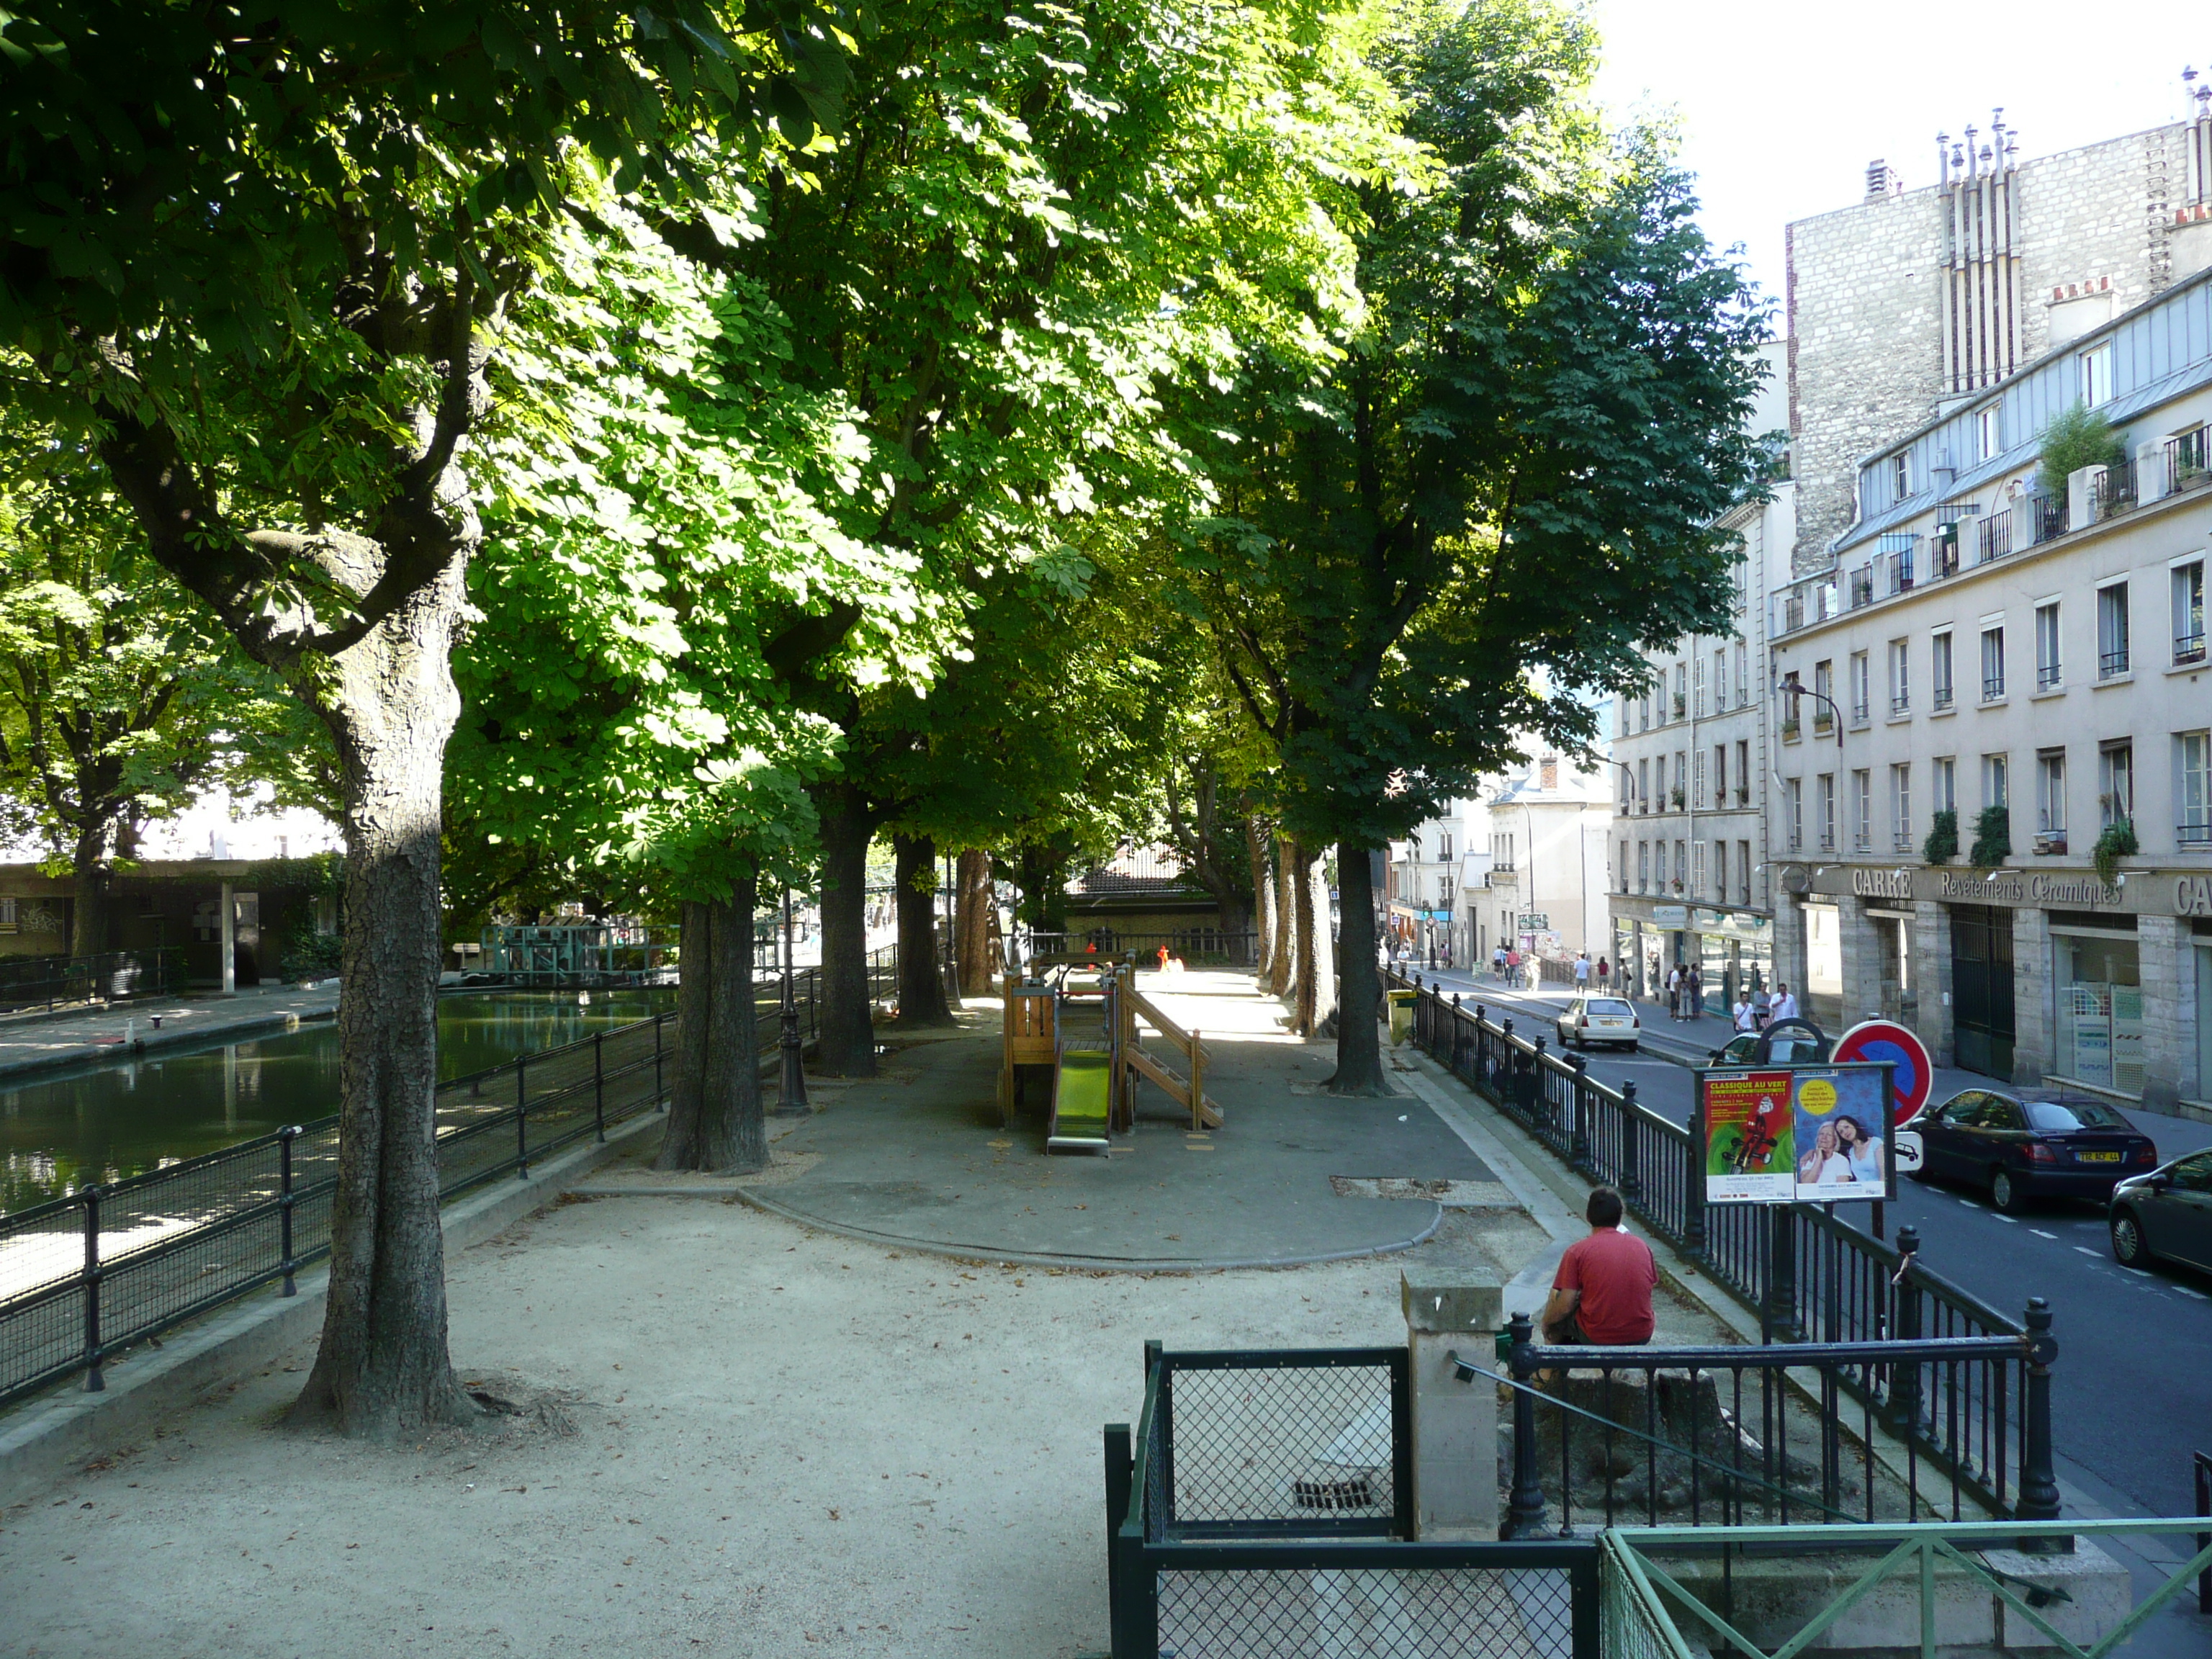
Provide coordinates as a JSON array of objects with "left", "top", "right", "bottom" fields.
[{"left": 1864, "top": 158, "right": 1902, "bottom": 202}]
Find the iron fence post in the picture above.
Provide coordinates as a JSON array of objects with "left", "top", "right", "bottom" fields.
[
  {"left": 2194, "top": 1450, "right": 2211, "bottom": 1614},
  {"left": 1570, "top": 1547, "right": 1602, "bottom": 1659},
  {"left": 1887, "top": 1224, "right": 1921, "bottom": 1434},
  {"left": 278, "top": 1126, "right": 299, "bottom": 1296},
  {"left": 1390, "top": 1350, "right": 1416, "bottom": 1540},
  {"left": 2017, "top": 1296, "right": 2062, "bottom": 1528},
  {"left": 1529, "top": 1035, "right": 1548, "bottom": 1130},
  {"left": 1449, "top": 992, "right": 1461, "bottom": 1071},
  {"left": 1766, "top": 1205, "right": 1799, "bottom": 1344},
  {"left": 1567, "top": 1055, "right": 1592, "bottom": 1172},
  {"left": 1685, "top": 1087, "right": 1709, "bottom": 1259},
  {"left": 1103, "top": 1422, "right": 1133, "bottom": 1653},
  {"left": 1619, "top": 1082, "right": 1642, "bottom": 1200},
  {"left": 81, "top": 1184, "right": 104, "bottom": 1392},
  {"left": 515, "top": 1054, "right": 530, "bottom": 1179},
  {"left": 593, "top": 1033, "right": 606, "bottom": 1142},
  {"left": 1503, "top": 1311, "right": 1547, "bottom": 1538},
  {"left": 655, "top": 1014, "right": 666, "bottom": 1109}
]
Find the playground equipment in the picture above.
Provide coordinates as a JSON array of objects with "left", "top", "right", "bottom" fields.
[{"left": 997, "top": 958, "right": 1223, "bottom": 1152}]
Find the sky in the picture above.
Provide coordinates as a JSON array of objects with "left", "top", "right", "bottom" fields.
[{"left": 1583, "top": 1, "right": 2205, "bottom": 313}]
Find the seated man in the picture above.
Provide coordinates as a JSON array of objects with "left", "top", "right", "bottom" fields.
[{"left": 1540, "top": 1187, "right": 1656, "bottom": 1346}]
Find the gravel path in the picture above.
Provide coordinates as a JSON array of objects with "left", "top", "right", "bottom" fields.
[{"left": 0, "top": 1192, "right": 1547, "bottom": 1658}]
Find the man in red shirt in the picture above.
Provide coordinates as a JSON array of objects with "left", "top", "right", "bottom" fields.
[{"left": 1542, "top": 1187, "right": 1656, "bottom": 1346}]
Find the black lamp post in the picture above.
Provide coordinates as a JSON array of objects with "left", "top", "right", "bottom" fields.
[{"left": 773, "top": 881, "right": 810, "bottom": 1116}]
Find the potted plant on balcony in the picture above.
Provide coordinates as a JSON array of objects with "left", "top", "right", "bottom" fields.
[
  {"left": 1812, "top": 708, "right": 1834, "bottom": 732},
  {"left": 2035, "top": 402, "right": 2126, "bottom": 521},
  {"left": 1969, "top": 805, "right": 2011, "bottom": 868},
  {"left": 1781, "top": 716, "right": 1801, "bottom": 740},
  {"left": 1921, "top": 808, "right": 1958, "bottom": 866},
  {"left": 1670, "top": 787, "right": 1686, "bottom": 808},
  {"left": 2092, "top": 817, "right": 2138, "bottom": 886}
]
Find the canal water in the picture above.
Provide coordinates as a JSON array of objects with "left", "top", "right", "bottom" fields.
[{"left": 0, "top": 989, "right": 673, "bottom": 1213}]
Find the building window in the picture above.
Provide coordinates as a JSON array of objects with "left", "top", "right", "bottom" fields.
[
  {"left": 2176, "top": 560, "right": 2206, "bottom": 665},
  {"left": 1655, "top": 754, "right": 1668, "bottom": 809},
  {"left": 1713, "top": 648, "right": 1727, "bottom": 716},
  {"left": 1981, "top": 626, "right": 2005, "bottom": 701},
  {"left": 1737, "top": 840, "right": 1753, "bottom": 907},
  {"left": 1931, "top": 630, "right": 1954, "bottom": 710},
  {"left": 1892, "top": 764, "right": 1912, "bottom": 851},
  {"left": 1640, "top": 689, "right": 1652, "bottom": 732},
  {"left": 1852, "top": 769, "right": 1872, "bottom": 851},
  {"left": 2180, "top": 732, "right": 2212, "bottom": 848},
  {"left": 1438, "top": 830, "right": 1452, "bottom": 861},
  {"left": 2098, "top": 583, "right": 2130, "bottom": 678},
  {"left": 1713, "top": 744, "right": 1728, "bottom": 809},
  {"left": 2035, "top": 601, "right": 2062, "bottom": 691},
  {"left": 1712, "top": 840, "right": 1727, "bottom": 902},
  {"left": 1813, "top": 660, "right": 1833, "bottom": 728},
  {"left": 0, "top": 896, "right": 15, "bottom": 932},
  {"left": 1692, "top": 840, "right": 1707, "bottom": 896},
  {"left": 1817, "top": 774, "right": 1836, "bottom": 852},
  {"left": 1891, "top": 452, "right": 1910, "bottom": 502},
  {"left": 1675, "top": 840, "right": 1686, "bottom": 890},
  {"left": 1735, "top": 740, "right": 1750, "bottom": 806},
  {"left": 1849, "top": 652, "right": 1870, "bottom": 722},
  {"left": 1693, "top": 748, "right": 1706, "bottom": 805},
  {"left": 1888, "top": 639, "right": 1910, "bottom": 715},
  {"left": 1637, "top": 841, "right": 1650, "bottom": 891},
  {"left": 2036, "top": 751, "right": 2067, "bottom": 847},
  {"left": 1734, "top": 642, "right": 1748, "bottom": 707},
  {"left": 2079, "top": 340, "right": 2115, "bottom": 408},
  {"left": 1984, "top": 752, "right": 2009, "bottom": 809},
  {"left": 1786, "top": 778, "right": 1804, "bottom": 850},
  {"left": 1977, "top": 402, "right": 2001, "bottom": 461},
  {"left": 1639, "top": 758, "right": 1650, "bottom": 813},
  {"left": 1655, "top": 841, "right": 1668, "bottom": 889},
  {"left": 1693, "top": 653, "right": 1705, "bottom": 719},
  {"left": 1675, "top": 661, "right": 1687, "bottom": 719},
  {"left": 2099, "top": 743, "right": 2133, "bottom": 827},
  {"left": 1933, "top": 756, "right": 1956, "bottom": 814},
  {"left": 1676, "top": 750, "right": 1687, "bottom": 808}
]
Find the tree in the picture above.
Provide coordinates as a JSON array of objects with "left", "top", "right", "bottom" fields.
[
  {"left": 1178, "top": 0, "right": 1766, "bottom": 1092},
  {"left": 1, "top": 0, "right": 855, "bottom": 1437},
  {"left": 0, "top": 438, "right": 284, "bottom": 952}
]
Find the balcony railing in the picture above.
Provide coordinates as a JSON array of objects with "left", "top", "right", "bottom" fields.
[
  {"left": 2099, "top": 647, "right": 2129, "bottom": 679},
  {"left": 1933, "top": 683, "right": 1954, "bottom": 711},
  {"left": 1982, "top": 673, "right": 2006, "bottom": 701},
  {"left": 2036, "top": 661, "right": 2062, "bottom": 691},
  {"left": 2179, "top": 818, "right": 2212, "bottom": 848},
  {"left": 1853, "top": 830, "right": 1872, "bottom": 852},
  {"left": 1783, "top": 595, "right": 1805, "bottom": 634},
  {"left": 1889, "top": 692, "right": 1910, "bottom": 716},
  {"left": 1817, "top": 831, "right": 1837, "bottom": 853},
  {"left": 2024, "top": 492, "right": 2067, "bottom": 545},
  {"left": 1889, "top": 549, "right": 1915, "bottom": 594},
  {"left": 2166, "top": 428, "right": 2210, "bottom": 496},
  {"left": 2178, "top": 630, "right": 2208, "bottom": 667},
  {"left": 1893, "top": 830, "right": 1915, "bottom": 852},
  {"left": 1849, "top": 567, "right": 1874, "bottom": 608},
  {"left": 2091, "top": 459, "right": 2138, "bottom": 521},
  {"left": 1977, "top": 511, "right": 2013, "bottom": 564},
  {"left": 1851, "top": 698, "right": 1870, "bottom": 723},
  {"left": 1932, "top": 535, "right": 1960, "bottom": 579}
]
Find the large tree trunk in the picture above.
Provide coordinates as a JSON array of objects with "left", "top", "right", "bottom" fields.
[
  {"left": 1289, "top": 840, "right": 1318, "bottom": 1033},
  {"left": 656, "top": 880, "right": 764, "bottom": 1172},
  {"left": 892, "top": 832, "right": 953, "bottom": 1027},
  {"left": 1246, "top": 819, "right": 1275, "bottom": 981},
  {"left": 955, "top": 849, "right": 994, "bottom": 995},
  {"left": 68, "top": 820, "right": 108, "bottom": 957},
  {"left": 814, "top": 785, "right": 877, "bottom": 1076},
  {"left": 1326, "top": 840, "right": 1388, "bottom": 1094},
  {"left": 292, "top": 568, "right": 473, "bottom": 1439},
  {"left": 1268, "top": 833, "right": 1297, "bottom": 998}
]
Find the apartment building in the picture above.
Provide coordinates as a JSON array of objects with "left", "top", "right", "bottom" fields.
[
  {"left": 1385, "top": 801, "right": 1489, "bottom": 968},
  {"left": 1768, "top": 267, "right": 2212, "bottom": 1112},
  {"left": 1610, "top": 484, "right": 1793, "bottom": 1011}
]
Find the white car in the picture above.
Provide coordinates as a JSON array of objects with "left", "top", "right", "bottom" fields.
[{"left": 1555, "top": 995, "right": 1640, "bottom": 1052}]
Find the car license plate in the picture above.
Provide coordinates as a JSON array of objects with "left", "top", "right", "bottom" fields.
[
  {"left": 2077, "top": 1151, "right": 2121, "bottom": 1163},
  {"left": 1596, "top": 1019, "right": 1624, "bottom": 1028}
]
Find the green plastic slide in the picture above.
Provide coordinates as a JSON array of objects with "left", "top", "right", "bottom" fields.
[{"left": 1048, "top": 1049, "right": 1112, "bottom": 1151}]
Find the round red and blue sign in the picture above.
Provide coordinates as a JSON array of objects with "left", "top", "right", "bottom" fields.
[{"left": 1832, "top": 1020, "right": 1933, "bottom": 1126}]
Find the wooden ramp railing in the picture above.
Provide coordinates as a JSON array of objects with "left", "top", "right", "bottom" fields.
[{"left": 1120, "top": 986, "right": 1223, "bottom": 1129}]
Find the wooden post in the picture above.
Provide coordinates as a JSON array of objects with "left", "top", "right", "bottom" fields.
[{"left": 1190, "top": 1029, "right": 1205, "bottom": 1130}]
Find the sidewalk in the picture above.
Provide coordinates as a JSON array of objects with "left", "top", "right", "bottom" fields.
[{"left": 0, "top": 982, "right": 341, "bottom": 1082}]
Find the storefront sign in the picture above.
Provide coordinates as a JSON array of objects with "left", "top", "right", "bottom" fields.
[
  {"left": 1649, "top": 905, "right": 1689, "bottom": 928},
  {"left": 1516, "top": 913, "right": 1550, "bottom": 931},
  {"left": 2176, "top": 875, "right": 2212, "bottom": 917},
  {"left": 1815, "top": 864, "right": 2147, "bottom": 911}
]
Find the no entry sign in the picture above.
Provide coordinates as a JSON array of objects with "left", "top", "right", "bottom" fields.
[{"left": 1833, "top": 1020, "right": 1933, "bottom": 1125}]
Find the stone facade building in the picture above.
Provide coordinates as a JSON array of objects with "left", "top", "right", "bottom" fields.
[
  {"left": 1768, "top": 264, "right": 2212, "bottom": 1112},
  {"left": 1787, "top": 100, "right": 2212, "bottom": 575}
]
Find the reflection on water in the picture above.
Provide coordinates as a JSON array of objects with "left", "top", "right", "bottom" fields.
[{"left": 0, "top": 990, "right": 673, "bottom": 1213}]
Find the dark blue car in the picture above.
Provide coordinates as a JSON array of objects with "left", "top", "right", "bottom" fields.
[
  {"left": 1901, "top": 1088, "right": 2158, "bottom": 1213},
  {"left": 2108, "top": 1149, "right": 2212, "bottom": 1274}
]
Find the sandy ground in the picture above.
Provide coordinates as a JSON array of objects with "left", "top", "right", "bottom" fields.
[{"left": 0, "top": 1190, "right": 1574, "bottom": 1659}]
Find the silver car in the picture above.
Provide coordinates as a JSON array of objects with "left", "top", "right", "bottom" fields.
[{"left": 1555, "top": 994, "right": 1640, "bottom": 1052}]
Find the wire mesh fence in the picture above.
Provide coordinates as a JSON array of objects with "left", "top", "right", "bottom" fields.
[
  {"left": 1157, "top": 1560, "right": 1583, "bottom": 1659},
  {"left": 0, "top": 948, "right": 187, "bottom": 1015}
]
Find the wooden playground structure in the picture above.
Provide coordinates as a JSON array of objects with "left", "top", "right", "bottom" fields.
[{"left": 997, "top": 957, "right": 1223, "bottom": 1152}]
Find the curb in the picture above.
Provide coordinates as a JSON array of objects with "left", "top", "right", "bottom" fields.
[{"left": 0, "top": 1108, "right": 661, "bottom": 1511}]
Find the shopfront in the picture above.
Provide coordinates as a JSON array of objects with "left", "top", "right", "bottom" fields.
[
  {"left": 2049, "top": 914, "right": 2142, "bottom": 1097},
  {"left": 1803, "top": 900, "right": 1843, "bottom": 1033},
  {"left": 1950, "top": 903, "right": 2015, "bottom": 1081}
]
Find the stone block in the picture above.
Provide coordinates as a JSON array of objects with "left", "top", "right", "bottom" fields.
[{"left": 1401, "top": 1268, "right": 1502, "bottom": 1540}]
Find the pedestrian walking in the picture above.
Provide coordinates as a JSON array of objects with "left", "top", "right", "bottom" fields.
[
  {"left": 1732, "top": 993, "right": 1758, "bottom": 1034},
  {"left": 1596, "top": 956, "right": 1610, "bottom": 986},
  {"left": 1688, "top": 964, "right": 1705, "bottom": 1019},
  {"left": 1769, "top": 982, "right": 1799, "bottom": 1022},
  {"left": 1665, "top": 964, "right": 1682, "bottom": 1020},
  {"left": 1573, "top": 951, "right": 1591, "bottom": 988}
]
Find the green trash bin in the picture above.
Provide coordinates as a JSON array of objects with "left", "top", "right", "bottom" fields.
[{"left": 1387, "top": 987, "right": 1418, "bottom": 1046}]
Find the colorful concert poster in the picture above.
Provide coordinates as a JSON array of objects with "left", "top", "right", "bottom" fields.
[{"left": 1701, "top": 1069, "right": 1796, "bottom": 1202}]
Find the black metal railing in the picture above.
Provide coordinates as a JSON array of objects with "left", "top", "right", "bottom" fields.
[
  {"left": 2100, "top": 646, "right": 2130, "bottom": 678},
  {"left": 2177, "top": 629, "right": 2208, "bottom": 667},
  {"left": 2036, "top": 660, "right": 2062, "bottom": 691},
  {"left": 0, "top": 948, "right": 187, "bottom": 1016},
  {"left": 1848, "top": 568, "right": 1874, "bottom": 608},
  {"left": 0, "top": 1010, "right": 683, "bottom": 1408},
  {"left": 1982, "top": 672, "right": 2005, "bottom": 701},
  {"left": 1106, "top": 1341, "right": 1599, "bottom": 1659},
  {"left": 2024, "top": 492, "right": 2067, "bottom": 544},
  {"left": 1024, "top": 929, "right": 1259, "bottom": 968},
  {"left": 2167, "top": 428, "right": 2210, "bottom": 497},
  {"left": 1475, "top": 1303, "right": 2052, "bottom": 1534},
  {"left": 2092, "top": 459, "right": 2137, "bottom": 521},
  {"left": 2178, "top": 818, "right": 2212, "bottom": 849},
  {"left": 1386, "top": 973, "right": 2041, "bottom": 1518},
  {"left": 1977, "top": 511, "right": 2012, "bottom": 563},
  {"left": 1933, "top": 683, "right": 1954, "bottom": 711}
]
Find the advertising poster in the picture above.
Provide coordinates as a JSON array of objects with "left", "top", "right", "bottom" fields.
[
  {"left": 1701, "top": 1070, "right": 1797, "bottom": 1202},
  {"left": 1788, "top": 1068, "right": 1891, "bottom": 1200}
]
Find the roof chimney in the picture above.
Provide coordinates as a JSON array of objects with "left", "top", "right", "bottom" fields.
[{"left": 1865, "top": 158, "right": 1902, "bottom": 202}]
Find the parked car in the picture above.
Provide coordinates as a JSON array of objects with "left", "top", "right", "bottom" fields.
[
  {"left": 1899, "top": 1087, "right": 2158, "bottom": 1213},
  {"left": 1555, "top": 995, "right": 1640, "bottom": 1052},
  {"left": 1707, "top": 1030, "right": 1827, "bottom": 1067},
  {"left": 2108, "top": 1148, "right": 2212, "bottom": 1273}
]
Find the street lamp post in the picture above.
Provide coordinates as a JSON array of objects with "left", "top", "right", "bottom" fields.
[{"left": 773, "top": 882, "right": 810, "bottom": 1116}]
